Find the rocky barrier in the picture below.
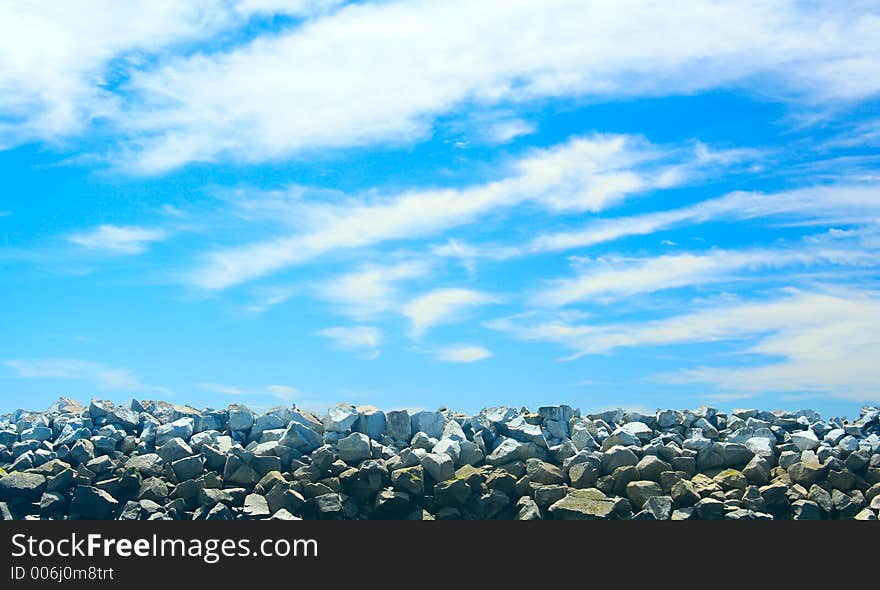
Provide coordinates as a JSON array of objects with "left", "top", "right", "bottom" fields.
[{"left": 1, "top": 398, "right": 879, "bottom": 520}]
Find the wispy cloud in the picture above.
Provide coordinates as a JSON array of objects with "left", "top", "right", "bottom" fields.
[
  {"left": 318, "top": 260, "right": 430, "bottom": 319},
  {"left": 490, "top": 287, "right": 880, "bottom": 401},
  {"left": 187, "top": 134, "right": 716, "bottom": 289},
  {"left": 403, "top": 288, "right": 498, "bottom": 338},
  {"left": 316, "top": 325, "right": 382, "bottom": 358},
  {"left": 196, "top": 381, "right": 301, "bottom": 401},
  {"left": 497, "top": 182, "right": 880, "bottom": 257},
  {"left": 435, "top": 345, "right": 493, "bottom": 363},
  {"left": 242, "top": 284, "right": 299, "bottom": 313},
  {"left": 483, "top": 118, "right": 535, "bottom": 144},
  {"left": 5, "top": 357, "right": 168, "bottom": 393},
  {"left": 533, "top": 231, "right": 880, "bottom": 307},
  {"left": 68, "top": 224, "right": 167, "bottom": 254}
]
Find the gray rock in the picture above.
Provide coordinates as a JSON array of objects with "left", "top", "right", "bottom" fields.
[
  {"left": 171, "top": 455, "right": 205, "bottom": 481},
  {"left": 0, "top": 472, "right": 46, "bottom": 503},
  {"left": 635, "top": 455, "right": 671, "bottom": 481},
  {"left": 323, "top": 404, "right": 359, "bottom": 433},
  {"left": 790, "top": 429, "right": 820, "bottom": 451},
  {"left": 392, "top": 465, "right": 425, "bottom": 495},
  {"left": 626, "top": 480, "right": 663, "bottom": 509},
  {"left": 313, "top": 493, "right": 343, "bottom": 516},
  {"left": 279, "top": 422, "right": 322, "bottom": 453},
  {"left": 694, "top": 497, "right": 724, "bottom": 520},
  {"left": 421, "top": 452, "right": 455, "bottom": 482},
  {"left": 434, "top": 478, "right": 471, "bottom": 507},
  {"left": 643, "top": 495, "right": 673, "bottom": 520},
  {"left": 792, "top": 499, "right": 822, "bottom": 520},
  {"left": 354, "top": 407, "right": 386, "bottom": 439},
  {"left": 742, "top": 454, "right": 771, "bottom": 485},
  {"left": 549, "top": 488, "right": 628, "bottom": 520},
  {"left": 386, "top": 410, "right": 411, "bottom": 441},
  {"left": 411, "top": 411, "right": 446, "bottom": 439},
  {"left": 337, "top": 432, "right": 372, "bottom": 464},
  {"left": 854, "top": 508, "right": 877, "bottom": 520},
  {"left": 525, "top": 458, "right": 564, "bottom": 485},
  {"left": 242, "top": 493, "right": 270, "bottom": 519},
  {"left": 155, "top": 418, "right": 194, "bottom": 447},
  {"left": 486, "top": 438, "right": 522, "bottom": 466},
  {"left": 516, "top": 496, "right": 542, "bottom": 520},
  {"left": 157, "top": 438, "right": 193, "bottom": 463},
  {"left": 671, "top": 479, "right": 700, "bottom": 507},
  {"left": 788, "top": 460, "right": 826, "bottom": 487},
  {"left": 601, "top": 445, "right": 638, "bottom": 475},
  {"left": 228, "top": 405, "right": 255, "bottom": 432},
  {"left": 70, "top": 485, "right": 118, "bottom": 519}
]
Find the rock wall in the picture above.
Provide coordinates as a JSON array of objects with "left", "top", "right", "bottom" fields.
[{"left": 1, "top": 398, "right": 879, "bottom": 520}]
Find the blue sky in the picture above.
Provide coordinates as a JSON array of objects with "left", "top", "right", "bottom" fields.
[{"left": 2, "top": 1, "right": 880, "bottom": 418}]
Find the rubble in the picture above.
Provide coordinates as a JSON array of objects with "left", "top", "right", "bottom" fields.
[{"left": 1, "top": 399, "right": 878, "bottom": 520}]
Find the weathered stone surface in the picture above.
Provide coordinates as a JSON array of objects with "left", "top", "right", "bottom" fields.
[
  {"left": 279, "top": 422, "right": 322, "bottom": 453},
  {"left": 601, "top": 446, "right": 639, "bottom": 475},
  {"left": 0, "top": 472, "right": 46, "bottom": 503},
  {"left": 714, "top": 469, "right": 748, "bottom": 491},
  {"left": 549, "top": 488, "right": 627, "bottom": 520},
  {"left": 626, "top": 480, "right": 663, "bottom": 509},
  {"left": 694, "top": 497, "right": 725, "bottom": 520},
  {"left": 525, "top": 458, "right": 564, "bottom": 485},
  {"left": 788, "top": 460, "right": 826, "bottom": 487},
  {"left": 386, "top": 410, "right": 411, "bottom": 441},
  {"left": 742, "top": 455, "right": 771, "bottom": 485},
  {"left": 155, "top": 418, "right": 194, "bottom": 447},
  {"left": 671, "top": 479, "right": 700, "bottom": 507},
  {"left": 391, "top": 465, "right": 425, "bottom": 495},
  {"left": 486, "top": 438, "right": 522, "bottom": 466},
  {"left": 569, "top": 462, "right": 599, "bottom": 489},
  {"left": 70, "top": 485, "right": 118, "bottom": 519},
  {"left": 636, "top": 455, "right": 671, "bottom": 482},
  {"left": 228, "top": 405, "right": 255, "bottom": 432},
  {"left": 323, "top": 404, "right": 359, "bottom": 433},
  {"left": 642, "top": 495, "right": 673, "bottom": 520},
  {"left": 242, "top": 493, "right": 270, "bottom": 519},
  {"left": 790, "top": 429, "right": 820, "bottom": 452},
  {"left": 421, "top": 453, "right": 455, "bottom": 482},
  {"left": 337, "top": 432, "right": 372, "bottom": 464},
  {"left": 411, "top": 411, "right": 446, "bottom": 439}
]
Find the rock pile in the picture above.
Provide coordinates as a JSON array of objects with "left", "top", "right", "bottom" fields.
[{"left": 1, "top": 398, "right": 879, "bottom": 520}]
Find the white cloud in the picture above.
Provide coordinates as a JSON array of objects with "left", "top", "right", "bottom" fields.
[
  {"left": 242, "top": 285, "right": 298, "bottom": 313},
  {"left": 403, "top": 288, "right": 498, "bottom": 338},
  {"left": 112, "top": 0, "right": 880, "bottom": 171},
  {"left": 0, "top": 1, "right": 241, "bottom": 148},
  {"left": 435, "top": 345, "right": 493, "bottom": 363},
  {"left": 189, "top": 134, "right": 708, "bottom": 289},
  {"left": 196, "top": 382, "right": 248, "bottom": 395},
  {"left": 316, "top": 325, "right": 382, "bottom": 358},
  {"left": 233, "top": 0, "right": 344, "bottom": 18},
  {"left": 483, "top": 118, "right": 536, "bottom": 144},
  {"left": 526, "top": 182, "right": 880, "bottom": 255},
  {"left": 68, "top": 224, "right": 167, "bottom": 254},
  {"left": 534, "top": 234, "right": 880, "bottom": 307},
  {"left": 655, "top": 292, "right": 880, "bottom": 401},
  {"left": 318, "top": 260, "right": 430, "bottom": 318},
  {"left": 490, "top": 288, "right": 880, "bottom": 400},
  {"left": 196, "top": 381, "right": 301, "bottom": 401},
  {"left": 5, "top": 357, "right": 167, "bottom": 393},
  {"left": 265, "top": 384, "right": 300, "bottom": 401}
]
